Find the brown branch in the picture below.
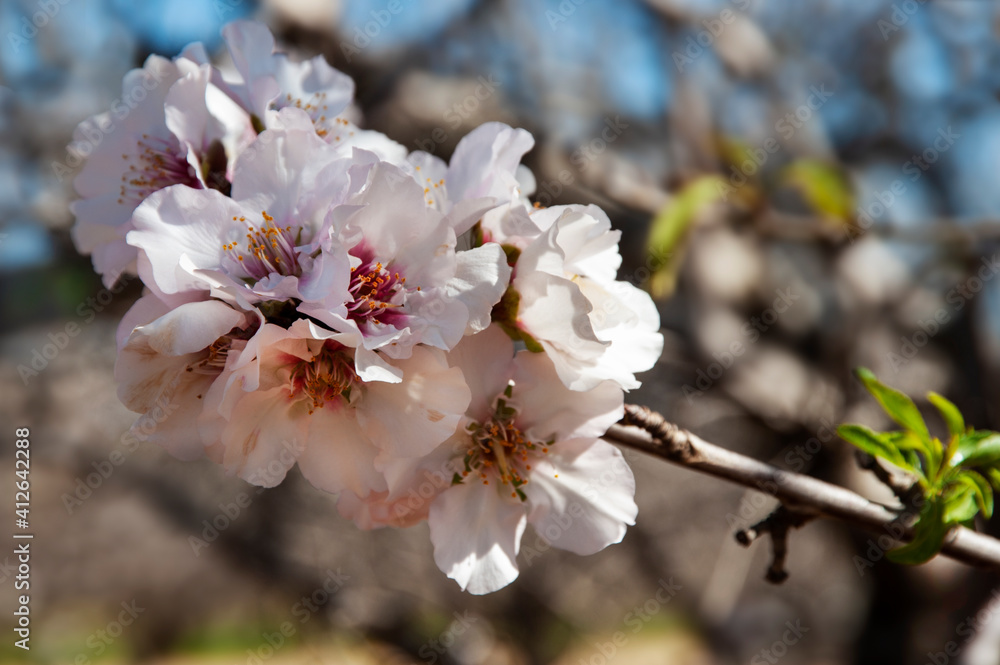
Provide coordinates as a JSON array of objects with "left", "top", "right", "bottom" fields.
[
  {"left": 735, "top": 505, "right": 814, "bottom": 584},
  {"left": 854, "top": 450, "right": 919, "bottom": 507},
  {"left": 607, "top": 404, "right": 1000, "bottom": 574}
]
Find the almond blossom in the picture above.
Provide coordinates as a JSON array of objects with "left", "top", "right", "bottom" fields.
[
  {"left": 404, "top": 121, "right": 536, "bottom": 226},
  {"left": 300, "top": 159, "right": 510, "bottom": 359},
  {"left": 345, "top": 325, "right": 636, "bottom": 594},
  {"left": 197, "top": 319, "right": 471, "bottom": 495},
  {"left": 129, "top": 121, "right": 510, "bottom": 368},
  {"left": 434, "top": 326, "right": 634, "bottom": 594},
  {"left": 128, "top": 117, "right": 353, "bottom": 310},
  {"left": 69, "top": 19, "right": 663, "bottom": 597},
  {"left": 218, "top": 20, "right": 407, "bottom": 162},
  {"left": 71, "top": 46, "right": 253, "bottom": 286},
  {"left": 407, "top": 121, "right": 662, "bottom": 391},
  {"left": 115, "top": 292, "right": 260, "bottom": 460},
  {"left": 484, "top": 201, "right": 664, "bottom": 391}
]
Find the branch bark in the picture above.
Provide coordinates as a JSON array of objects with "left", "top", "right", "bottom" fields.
[{"left": 606, "top": 404, "right": 1000, "bottom": 573}]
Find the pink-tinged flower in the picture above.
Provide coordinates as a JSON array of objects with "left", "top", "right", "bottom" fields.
[
  {"left": 219, "top": 21, "right": 407, "bottom": 162},
  {"left": 297, "top": 160, "right": 510, "bottom": 358},
  {"left": 335, "top": 426, "right": 463, "bottom": 530},
  {"left": 115, "top": 292, "right": 259, "bottom": 461},
  {"left": 485, "top": 202, "right": 663, "bottom": 391},
  {"left": 405, "top": 122, "right": 536, "bottom": 229},
  {"left": 198, "top": 319, "right": 472, "bottom": 496},
  {"left": 128, "top": 120, "right": 353, "bottom": 309},
  {"left": 71, "top": 47, "right": 253, "bottom": 286},
  {"left": 370, "top": 325, "right": 634, "bottom": 594}
]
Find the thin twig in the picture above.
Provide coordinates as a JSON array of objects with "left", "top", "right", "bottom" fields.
[
  {"left": 606, "top": 404, "right": 1000, "bottom": 573},
  {"left": 734, "top": 505, "right": 814, "bottom": 583}
]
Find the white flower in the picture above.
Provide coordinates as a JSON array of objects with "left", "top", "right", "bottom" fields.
[
  {"left": 71, "top": 46, "right": 253, "bottom": 286},
  {"left": 127, "top": 120, "right": 353, "bottom": 309},
  {"left": 407, "top": 122, "right": 662, "bottom": 391},
  {"left": 486, "top": 202, "right": 663, "bottom": 391},
  {"left": 219, "top": 20, "right": 407, "bottom": 162},
  {"left": 405, "top": 122, "right": 537, "bottom": 229},
  {"left": 393, "top": 325, "right": 635, "bottom": 594},
  {"left": 75, "top": 21, "right": 661, "bottom": 599},
  {"left": 198, "top": 319, "right": 472, "bottom": 496},
  {"left": 115, "top": 292, "right": 259, "bottom": 460},
  {"left": 298, "top": 159, "right": 511, "bottom": 359}
]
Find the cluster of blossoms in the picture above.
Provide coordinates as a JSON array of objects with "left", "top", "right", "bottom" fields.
[{"left": 70, "top": 21, "right": 663, "bottom": 595}]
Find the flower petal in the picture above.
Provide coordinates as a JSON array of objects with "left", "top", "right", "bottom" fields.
[
  {"left": 220, "top": 20, "right": 281, "bottom": 118},
  {"left": 129, "top": 186, "right": 246, "bottom": 295},
  {"left": 516, "top": 272, "right": 607, "bottom": 359},
  {"left": 582, "top": 278, "right": 664, "bottom": 390},
  {"left": 220, "top": 388, "right": 308, "bottom": 487},
  {"left": 354, "top": 347, "right": 403, "bottom": 383},
  {"left": 446, "top": 325, "right": 515, "bottom": 422},
  {"left": 429, "top": 481, "right": 527, "bottom": 595},
  {"left": 448, "top": 243, "right": 512, "bottom": 334},
  {"left": 125, "top": 371, "right": 216, "bottom": 461},
  {"left": 524, "top": 439, "right": 637, "bottom": 556},
  {"left": 446, "top": 122, "right": 534, "bottom": 205},
  {"left": 298, "top": 403, "right": 385, "bottom": 496},
  {"left": 512, "top": 351, "right": 624, "bottom": 442},
  {"left": 359, "top": 346, "right": 471, "bottom": 458},
  {"left": 139, "top": 300, "right": 247, "bottom": 357}
]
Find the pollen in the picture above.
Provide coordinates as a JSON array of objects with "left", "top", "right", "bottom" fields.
[
  {"left": 222, "top": 211, "right": 302, "bottom": 282},
  {"left": 290, "top": 341, "right": 357, "bottom": 414},
  {"left": 118, "top": 134, "right": 199, "bottom": 203},
  {"left": 462, "top": 400, "right": 550, "bottom": 500},
  {"left": 345, "top": 249, "right": 414, "bottom": 327}
]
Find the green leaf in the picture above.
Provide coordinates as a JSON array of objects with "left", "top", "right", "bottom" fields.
[
  {"left": 887, "top": 499, "right": 949, "bottom": 565},
  {"left": 941, "top": 467, "right": 990, "bottom": 522},
  {"left": 943, "top": 485, "right": 979, "bottom": 524},
  {"left": 956, "top": 433, "right": 1000, "bottom": 468},
  {"left": 855, "top": 368, "right": 941, "bottom": 477},
  {"left": 883, "top": 431, "right": 930, "bottom": 481},
  {"left": 883, "top": 430, "right": 927, "bottom": 452},
  {"left": 837, "top": 424, "right": 911, "bottom": 472},
  {"left": 987, "top": 467, "right": 1000, "bottom": 489},
  {"left": 855, "top": 368, "right": 931, "bottom": 443},
  {"left": 780, "top": 159, "right": 855, "bottom": 223},
  {"left": 646, "top": 176, "right": 727, "bottom": 299},
  {"left": 927, "top": 392, "right": 965, "bottom": 437},
  {"left": 961, "top": 470, "right": 994, "bottom": 518}
]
